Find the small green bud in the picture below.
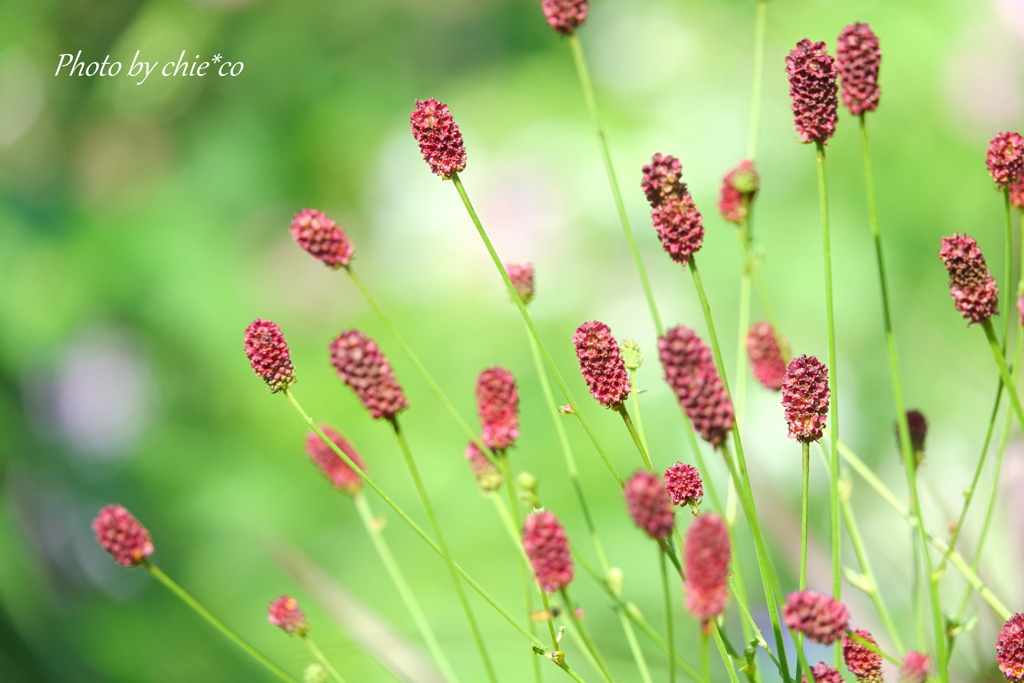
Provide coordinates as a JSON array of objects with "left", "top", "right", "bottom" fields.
[
  {"left": 304, "top": 663, "right": 329, "bottom": 683},
  {"left": 607, "top": 567, "right": 624, "bottom": 596},
  {"left": 620, "top": 339, "right": 643, "bottom": 370}
]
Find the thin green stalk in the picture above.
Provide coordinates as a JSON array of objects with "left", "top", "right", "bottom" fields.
[
  {"left": 912, "top": 529, "right": 924, "bottom": 651},
  {"left": 982, "top": 319, "right": 1024, "bottom": 430},
  {"left": 661, "top": 550, "right": 676, "bottom": 683},
  {"left": 700, "top": 631, "right": 710, "bottom": 683},
  {"left": 711, "top": 625, "right": 741, "bottom": 683},
  {"left": 352, "top": 493, "right": 459, "bottom": 683},
  {"left": 388, "top": 416, "right": 497, "bottom": 683},
  {"left": 1002, "top": 190, "right": 1013, "bottom": 351},
  {"left": 451, "top": 172, "right": 624, "bottom": 488},
  {"left": 538, "top": 590, "right": 561, "bottom": 656},
  {"left": 617, "top": 402, "right": 654, "bottom": 471},
  {"left": 621, "top": 608, "right": 655, "bottom": 683},
  {"left": 566, "top": 33, "right": 662, "bottom": 335},
  {"left": 144, "top": 563, "right": 297, "bottom": 683},
  {"left": 628, "top": 368, "right": 651, "bottom": 454},
  {"left": 305, "top": 637, "right": 346, "bottom": 683},
  {"left": 560, "top": 588, "right": 616, "bottom": 683},
  {"left": 748, "top": 1, "right": 767, "bottom": 160},
  {"left": 734, "top": 214, "right": 753, "bottom": 427},
  {"left": 800, "top": 442, "right": 809, "bottom": 592}
]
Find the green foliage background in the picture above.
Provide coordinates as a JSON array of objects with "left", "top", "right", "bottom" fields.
[{"left": 0, "top": 0, "right": 1021, "bottom": 680}]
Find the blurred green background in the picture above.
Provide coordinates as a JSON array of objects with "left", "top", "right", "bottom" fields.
[{"left": 2, "top": 0, "right": 1023, "bottom": 680}]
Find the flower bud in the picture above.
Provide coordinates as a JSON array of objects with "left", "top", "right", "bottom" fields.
[
  {"left": 290, "top": 209, "right": 354, "bottom": 269},
  {"left": 803, "top": 663, "right": 843, "bottom": 683},
  {"left": 410, "top": 98, "right": 466, "bottom": 179},
  {"left": 894, "top": 410, "right": 927, "bottom": 467},
  {"left": 505, "top": 262, "right": 536, "bottom": 305},
  {"left": 998, "top": 613, "right": 1024, "bottom": 680},
  {"left": 329, "top": 330, "right": 409, "bottom": 420},
  {"left": 782, "top": 355, "right": 830, "bottom": 443},
  {"left": 746, "top": 322, "right": 787, "bottom": 391},
  {"left": 573, "top": 321, "right": 631, "bottom": 408},
  {"left": 306, "top": 427, "right": 365, "bottom": 495},
  {"left": 541, "top": 0, "right": 589, "bottom": 36},
  {"left": 783, "top": 590, "right": 849, "bottom": 645},
  {"left": 786, "top": 39, "right": 839, "bottom": 144},
  {"left": 623, "top": 470, "right": 675, "bottom": 540},
  {"left": 898, "top": 651, "right": 929, "bottom": 683},
  {"left": 522, "top": 510, "right": 574, "bottom": 593},
  {"left": 988, "top": 131, "right": 1024, "bottom": 189},
  {"left": 93, "top": 504, "right": 154, "bottom": 567},
  {"left": 664, "top": 462, "right": 703, "bottom": 507},
  {"left": 465, "top": 442, "right": 503, "bottom": 493},
  {"left": 684, "top": 514, "right": 730, "bottom": 621},
  {"left": 476, "top": 367, "right": 519, "bottom": 451},
  {"left": 268, "top": 596, "right": 310, "bottom": 637},
  {"left": 620, "top": 339, "right": 643, "bottom": 371},
  {"left": 836, "top": 23, "right": 881, "bottom": 116},
  {"left": 245, "top": 319, "right": 296, "bottom": 393}
]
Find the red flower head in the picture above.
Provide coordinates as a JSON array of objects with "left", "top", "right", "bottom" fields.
[
  {"left": 998, "top": 613, "right": 1024, "bottom": 680},
  {"left": 1011, "top": 177, "right": 1024, "bottom": 209},
  {"left": 522, "top": 510, "right": 574, "bottom": 593},
  {"left": 93, "top": 504, "right": 154, "bottom": 567},
  {"left": 987, "top": 131, "right": 1024, "bottom": 189},
  {"left": 623, "top": 470, "right": 675, "bottom": 540},
  {"left": 410, "top": 98, "right": 466, "bottom": 179},
  {"left": 245, "top": 319, "right": 296, "bottom": 393},
  {"left": 836, "top": 23, "right": 882, "bottom": 117},
  {"left": 329, "top": 330, "right": 409, "bottom": 420},
  {"left": 803, "top": 663, "right": 843, "bottom": 683},
  {"left": 786, "top": 39, "right": 839, "bottom": 144},
  {"left": 746, "top": 322, "right": 787, "bottom": 391},
  {"left": 542, "top": 0, "right": 589, "bottom": 35},
  {"left": 684, "top": 514, "right": 730, "bottom": 621},
  {"left": 268, "top": 596, "right": 310, "bottom": 637},
  {"left": 899, "top": 651, "right": 930, "bottom": 683},
  {"left": 843, "top": 629, "right": 883, "bottom": 682},
  {"left": 658, "top": 326, "right": 734, "bottom": 448},
  {"left": 505, "top": 262, "right": 536, "bottom": 305},
  {"left": 290, "top": 209, "right": 354, "bottom": 269},
  {"left": 938, "top": 233, "right": 999, "bottom": 325},
  {"left": 783, "top": 590, "right": 849, "bottom": 645},
  {"left": 476, "top": 366, "right": 519, "bottom": 451},
  {"left": 894, "top": 409, "right": 928, "bottom": 465},
  {"left": 651, "top": 194, "right": 705, "bottom": 266},
  {"left": 664, "top": 462, "right": 703, "bottom": 507},
  {"left": 465, "top": 442, "right": 503, "bottom": 492},
  {"left": 782, "top": 355, "right": 830, "bottom": 443},
  {"left": 573, "top": 321, "right": 631, "bottom": 407},
  {"left": 718, "top": 160, "right": 760, "bottom": 224},
  {"left": 642, "top": 153, "right": 686, "bottom": 208},
  {"left": 305, "top": 427, "right": 365, "bottom": 495}
]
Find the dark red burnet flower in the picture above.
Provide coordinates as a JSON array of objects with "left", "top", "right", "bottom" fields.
[
  {"left": 747, "top": 322, "right": 787, "bottom": 391},
  {"left": 522, "top": 510, "right": 574, "bottom": 593},
  {"left": 664, "top": 462, "right": 703, "bottom": 507},
  {"left": 541, "top": 0, "right": 589, "bottom": 35},
  {"left": 290, "top": 208, "right": 354, "bottom": 269},
  {"left": 785, "top": 39, "right": 839, "bottom": 144},
  {"left": 718, "top": 160, "right": 760, "bottom": 224},
  {"left": 783, "top": 590, "right": 849, "bottom": 645},
  {"left": 651, "top": 193, "right": 705, "bottom": 266},
  {"left": 305, "top": 427, "right": 365, "bottom": 495},
  {"left": 938, "top": 233, "right": 999, "bottom": 325},
  {"left": 836, "top": 23, "right": 881, "bottom": 117},
  {"left": 899, "top": 651, "right": 930, "bottom": 683},
  {"left": 843, "top": 629, "right": 883, "bottom": 682},
  {"left": 782, "top": 355, "right": 830, "bottom": 442},
  {"left": 465, "top": 442, "right": 503, "bottom": 492},
  {"left": 476, "top": 367, "right": 519, "bottom": 450},
  {"left": 573, "top": 321, "right": 631, "bottom": 407},
  {"left": 93, "top": 504, "right": 154, "bottom": 567},
  {"left": 245, "top": 319, "right": 296, "bottom": 393},
  {"left": 998, "top": 613, "right": 1024, "bottom": 680},
  {"left": 642, "top": 153, "right": 686, "bottom": 208},
  {"left": 623, "top": 470, "right": 675, "bottom": 540},
  {"left": 505, "top": 262, "right": 536, "bottom": 305},
  {"left": 684, "top": 514, "right": 730, "bottom": 621},
  {"left": 329, "top": 330, "right": 409, "bottom": 420},
  {"left": 659, "top": 325, "right": 734, "bottom": 448},
  {"left": 894, "top": 409, "right": 927, "bottom": 465},
  {"left": 987, "top": 131, "right": 1024, "bottom": 189},
  {"left": 410, "top": 98, "right": 466, "bottom": 179},
  {"left": 803, "top": 663, "right": 843, "bottom": 683},
  {"left": 268, "top": 596, "right": 310, "bottom": 637}
]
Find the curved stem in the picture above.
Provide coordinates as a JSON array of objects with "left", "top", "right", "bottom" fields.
[
  {"left": 144, "top": 563, "right": 297, "bottom": 683},
  {"left": 305, "top": 637, "right": 346, "bottom": 683}
]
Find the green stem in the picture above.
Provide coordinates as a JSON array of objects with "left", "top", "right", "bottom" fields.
[
  {"left": 982, "top": 319, "right": 1024, "bottom": 430},
  {"left": 560, "top": 588, "right": 616, "bottom": 683},
  {"left": 800, "top": 442, "right": 809, "bottom": 592},
  {"left": 621, "top": 608, "right": 655, "bottom": 683},
  {"left": 628, "top": 368, "right": 651, "bottom": 454},
  {"left": 748, "top": 1, "right": 767, "bottom": 160},
  {"left": 700, "top": 631, "right": 710, "bottom": 683},
  {"left": 304, "top": 637, "right": 346, "bottom": 683},
  {"left": 617, "top": 402, "right": 654, "bottom": 471},
  {"left": 1003, "top": 190, "right": 1014, "bottom": 351},
  {"left": 661, "top": 550, "right": 676, "bottom": 683},
  {"left": 352, "top": 492, "right": 460, "bottom": 683},
  {"left": 388, "top": 416, "right": 497, "bottom": 683},
  {"left": 144, "top": 563, "right": 297, "bottom": 683},
  {"left": 711, "top": 625, "right": 741, "bottom": 683},
  {"left": 734, "top": 215, "right": 753, "bottom": 427},
  {"left": 566, "top": 33, "right": 662, "bottom": 336},
  {"left": 538, "top": 590, "right": 561, "bottom": 655}
]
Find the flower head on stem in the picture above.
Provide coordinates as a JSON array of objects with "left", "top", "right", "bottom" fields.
[
  {"left": 938, "top": 233, "right": 999, "bottom": 325},
  {"left": 803, "top": 662, "right": 843, "bottom": 683},
  {"left": 642, "top": 153, "right": 686, "bottom": 208},
  {"left": 305, "top": 427, "right": 365, "bottom": 495},
  {"left": 783, "top": 590, "right": 849, "bottom": 645},
  {"left": 781, "top": 355, "right": 830, "bottom": 443},
  {"left": 623, "top": 470, "right": 675, "bottom": 540},
  {"left": 329, "top": 329, "right": 409, "bottom": 420},
  {"left": 987, "top": 131, "right": 1024, "bottom": 189},
  {"left": 836, "top": 23, "right": 881, "bottom": 117},
  {"left": 504, "top": 262, "right": 535, "bottom": 304},
  {"left": 290, "top": 208, "right": 354, "bottom": 269},
  {"left": 664, "top": 462, "right": 703, "bottom": 507},
  {"left": 465, "top": 441, "right": 503, "bottom": 492},
  {"left": 268, "top": 596, "right": 310, "bottom": 637},
  {"left": 541, "top": 0, "right": 589, "bottom": 36},
  {"left": 93, "top": 504, "right": 154, "bottom": 567},
  {"left": 573, "top": 321, "right": 630, "bottom": 408},
  {"left": 718, "top": 159, "right": 759, "bottom": 224},
  {"left": 842, "top": 629, "right": 883, "bottom": 682},
  {"left": 746, "top": 321, "right": 787, "bottom": 391},
  {"left": 898, "top": 651, "right": 930, "bottom": 683},
  {"left": 893, "top": 410, "right": 927, "bottom": 467},
  {"left": 522, "top": 509, "right": 574, "bottom": 593},
  {"left": 245, "top": 319, "right": 296, "bottom": 393},
  {"left": 683, "top": 513, "right": 730, "bottom": 621},
  {"left": 410, "top": 98, "right": 466, "bottom": 179},
  {"left": 785, "top": 39, "right": 839, "bottom": 144},
  {"left": 476, "top": 366, "right": 519, "bottom": 451},
  {"left": 651, "top": 193, "right": 705, "bottom": 266},
  {"left": 998, "top": 613, "right": 1024, "bottom": 680},
  {"left": 659, "top": 325, "right": 734, "bottom": 448}
]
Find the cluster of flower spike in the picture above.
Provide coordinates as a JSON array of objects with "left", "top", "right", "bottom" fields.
[
  {"left": 268, "top": 595, "right": 310, "bottom": 637},
  {"left": 642, "top": 153, "right": 704, "bottom": 266},
  {"left": 999, "top": 613, "right": 1024, "bottom": 680},
  {"left": 783, "top": 590, "right": 849, "bottom": 645},
  {"left": 573, "top": 321, "right": 631, "bottom": 407},
  {"left": 623, "top": 470, "right": 675, "bottom": 540},
  {"left": 465, "top": 442, "right": 503, "bottom": 492},
  {"left": 842, "top": 629, "right": 883, "bottom": 683},
  {"left": 410, "top": 98, "right": 467, "bottom": 179},
  {"left": 658, "top": 325, "right": 734, "bottom": 448},
  {"left": 541, "top": 0, "right": 589, "bottom": 35},
  {"left": 664, "top": 462, "right": 703, "bottom": 507},
  {"left": 521, "top": 509, "right": 574, "bottom": 593},
  {"left": 93, "top": 504, "right": 154, "bottom": 567},
  {"left": 683, "top": 513, "right": 730, "bottom": 621},
  {"left": 476, "top": 366, "right": 519, "bottom": 450},
  {"left": 504, "top": 262, "right": 535, "bottom": 305},
  {"left": 987, "top": 131, "right": 1024, "bottom": 189},
  {"left": 290, "top": 208, "right": 354, "bottom": 269},
  {"left": 781, "top": 355, "right": 830, "bottom": 442},
  {"left": 938, "top": 233, "right": 998, "bottom": 325},
  {"left": 305, "top": 427, "right": 365, "bottom": 495},
  {"left": 329, "top": 329, "right": 409, "bottom": 419},
  {"left": 718, "top": 159, "right": 760, "bottom": 224},
  {"left": 786, "top": 39, "right": 839, "bottom": 144},
  {"left": 746, "top": 322, "right": 787, "bottom": 391},
  {"left": 836, "top": 23, "right": 881, "bottom": 117},
  {"left": 245, "top": 319, "right": 296, "bottom": 393}
]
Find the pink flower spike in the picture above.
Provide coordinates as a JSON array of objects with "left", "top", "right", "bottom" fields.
[
  {"left": 329, "top": 330, "right": 409, "bottom": 420},
  {"left": 786, "top": 39, "right": 839, "bottom": 144},
  {"left": 522, "top": 510, "right": 574, "bottom": 593},
  {"left": 664, "top": 462, "right": 703, "bottom": 507},
  {"left": 245, "top": 319, "right": 296, "bottom": 393},
  {"left": 642, "top": 153, "right": 686, "bottom": 208},
  {"left": 781, "top": 355, "right": 830, "bottom": 442},
  {"left": 938, "top": 233, "right": 999, "bottom": 325},
  {"left": 573, "top": 321, "right": 631, "bottom": 408},
  {"left": 898, "top": 651, "right": 930, "bottom": 683},
  {"left": 998, "top": 613, "right": 1024, "bottom": 680},
  {"left": 268, "top": 596, "right": 310, "bottom": 637},
  {"left": 803, "top": 662, "right": 843, "bottom": 683},
  {"left": 783, "top": 590, "right": 849, "bottom": 645},
  {"left": 747, "top": 322, "right": 787, "bottom": 391},
  {"left": 290, "top": 208, "right": 354, "bottom": 269},
  {"left": 718, "top": 160, "right": 760, "bottom": 224},
  {"left": 836, "top": 23, "right": 882, "bottom": 116},
  {"left": 987, "top": 131, "right": 1024, "bottom": 189},
  {"left": 623, "top": 470, "right": 675, "bottom": 540},
  {"left": 305, "top": 427, "right": 365, "bottom": 495},
  {"left": 476, "top": 366, "right": 519, "bottom": 451},
  {"left": 842, "top": 629, "right": 883, "bottom": 682},
  {"left": 651, "top": 193, "right": 705, "bottom": 266},
  {"left": 659, "top": 326, "right": 734, "bottom": 448},
  {"left": 542, "top": 0, "right": 589, "bottom": 35},
  {"left": 684, "top": 514, "right": 730, "bottom": 621},
  {"left": 93, "top": 504, "right": 154, "bottom": 567},
  {"left": 465, "top": 442, "right": 503, "bottom": 492},
  {"left": 410, "top": 98, "right": 466, "bottom": 179},
  {"left": 505, "top": 262, "right": 536, "bottom": 304}
]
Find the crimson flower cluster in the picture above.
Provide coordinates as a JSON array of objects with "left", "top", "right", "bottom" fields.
[
  {"left": 836, "top": 23, "right": 881, "bottom": 116},
  {"left": 268, "top": 596, "right": 310, "bottom": 637},
  {"left": 244, "top": 319, "right": 296, "bottom": 393},
  {"left": 476, "top": 367, "right": 519, "bottom": 450},
  {"left": 329, "top": 330, "right": 409, "bottom": 420},
  {"left": 684, "top": 514, "right": 730, "bottom": 621},
  {"left": 93, "top": 504, "right": 154, "bottom": 567},
  {"left": 623, "top": 470, "right": 675, "bottom": 540},
  {"left": 305, "top": 427, "right": 365, "bottom": 495},
  {"left": 783, "top": 590, "right": 849, "bottom": 645},
  {"left": 746, "top": 322, "right": 787, "bottom": 391},
  {"left": 718, "top": 159, "right": 759, "bottom": 224},
  {"left": 410, "top": 98, "right": 467, "bottom": 179},
  {"left": 781, "top": 355, "right": 830, "bottom": 442},
  {"left": 541, "top": 0, "right": 589, "bottom": 35},
  {"left": 465, "top": 442, "right": 503, "bottom": 492},
  {"left": 658, "top": 325, "right": 734, "bottom": 448},
  {"left": 505, "top": 262, "right": 536, "bottom": 305},
  {"left": 843, "top": 629, "right": 883, "bottom": 683},
  {"left": 987, "top": 131, "right": 1024, "bottom": 189},
  {"left": 938, "top": 233, "right": 998, "bottom": 325},
  {"left": 642, "top": 153, "right": 704, "bottom": 266},
  {"left": 786, "top": 39, "right": 839, "bottom": 144},
  {"left": 290, "top": 208, "right": 353, "bottom": 269},
  {"left": 573, "top": 321, "right": 631, "bottom": 407},
  {"left": 522, "top": 510, "right": 574, "bottom": 593},
  {"left": 664, "top": 462, "right": 703, "bottom": 507}
]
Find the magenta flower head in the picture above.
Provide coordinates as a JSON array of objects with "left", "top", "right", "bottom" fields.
[
  {"left": 305, "top": 427, "right": 365, "bottom": 495},
  {"left": 642, "top": 153, "right": 686, "bottom": 208},
  {"left": 651, "top": 194, "right": 705, "bottom": 266},
  {"left": 987, "top": 131, "right": 1024, "bottom": 189},
  {"left": 290, "top": 209, "right": 354, "bottom": 269},
  {"left": 836, "top": 23, "right": 881, "bottom": 117},
  {"left": 894, "top": 409, "right": 927, "bottom": 466},
  {"left": 998, "top": 613, "right": 1024, "bottom": 680},
  {"left": 329, "top": 330, "right": 409, "bottom": 420},
  {"left": 938, "top": 233, "right": 999, "bottom": 325},
  {"left": 505, "top": 262, "right": 536, "bottom": 305},
  {"left": 93, "top": 504, "right": 154, "bottom": 567},
  {"left": 664, "top": 462, "right": 703, "bottom": 507},
  {"left": 684, "top": 514, "right": 730, "bottom": 621},
  {"left": 522, "top": 509, "right": 574, "bottom": 593},
  {"left": 659, "top": 326, "right": 734, "bottom": 448},
  {"left": 245, "top": 319, "right": 296, "bottom": 393},
  {"left": 542, "top": 0, "right": 589, "bottom": 35},
  {"left": 465, "top": 442, "right": 503, "bottom": 492},
  {"left": 476, "top": 366, "right": 519, "bottom": 451},
  {"left": 718, "top": 160, "right": 760, "bottom": 224},
  {"left": 623, "top": 470, "right": 675, "bottom": 540},
  {"left": 843, "top": 629, "right": 883, "bottom": 682},
  {"left": 803, "top": 663, "right": 843, "bottom": 683},
  {"left": 783, "top": 590, "right": 849, "bottom": 645},
  {"left": 268, "top": 596, "right": 310, "bottom": 637},
  {"left": 782, "top": 355, "right": 830, "bottom": 443},
  {"left": 410, "top": 98, "right": 466, "bottom": 179},
  {"left": 573, "top": 321, "right": 631, "bottom": 407},
  {"left": 786, "top": 39, "right": 839, "bottom": 144},
  {"left": 747, "top": 322, "right": 787, "bottom": 391},
  {"left": 898, "top": 651, "right": 930, "bottom": 683}
]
